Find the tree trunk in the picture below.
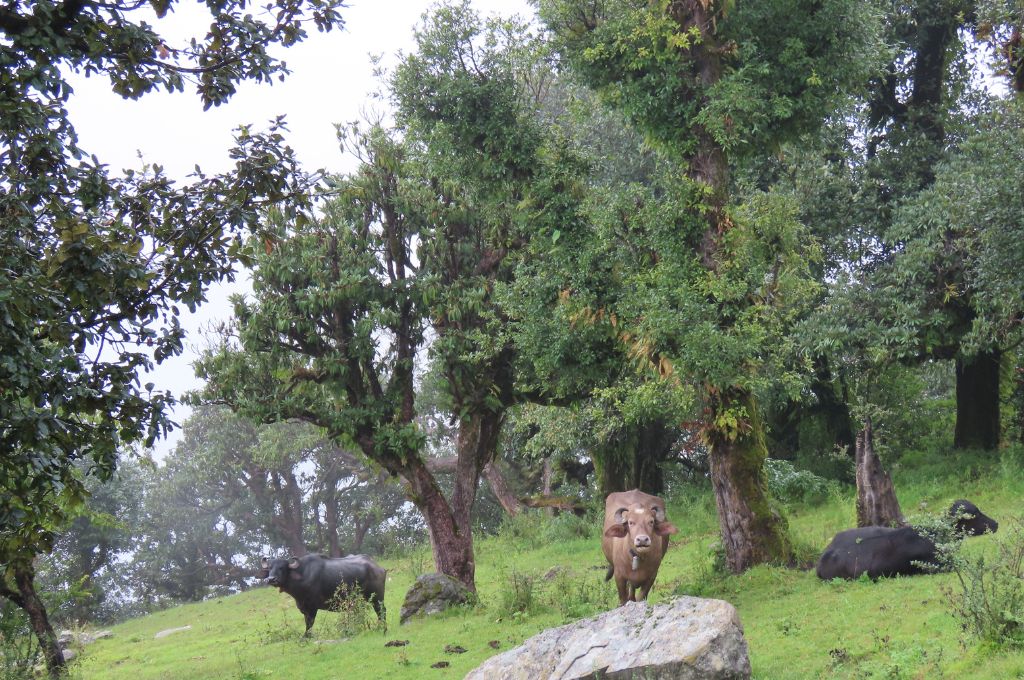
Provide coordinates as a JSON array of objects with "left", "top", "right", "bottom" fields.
[
  {"left": 855, "top": 418, "right": 905, "bottom": 528},
  {"left": 954, "top": 349, "right": 1001, "bottom": 450},
  {"left": 350, "top": 515, "right": 369, "bottom": 554},
  {"left": 2, "top": 565, "right": 66, "bottom": 678},
  {"left": 405, "top": 408, "right": 503, "bottom": 591},
  {"left": 810, "top": 356, "right": 856, "bottom": 455},
  {"left": 705, "top": 389, "right": 794, "bottom": 573},
  {"left": 324, "top": 496, "right": 342, "bottom": 557},
  {"left": 632, "top": 418, "right": 675, "bottom": 495},
  {"left": 595, "top": 447, "right": 630, "bottom": 497},
  {"left": 484, "top": 460, "right": 524, "bottom": 516},
  {"left": 406, "top": 460, "right": 477, "bottom": 589}
]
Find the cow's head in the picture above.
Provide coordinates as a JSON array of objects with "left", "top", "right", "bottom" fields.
[
  {"left": 604, "top": 504, "right": 678, "bottom": 553},
  {"left": 949, "top": 500, "right": 999, "bottom": 536},
  {"left": 261, "top": 556, "right": 302, "bottom": 591}
]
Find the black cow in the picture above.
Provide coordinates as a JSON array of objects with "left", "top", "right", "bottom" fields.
[
  {"left": 260, "top": 553, "right": 386, "bottom": 635},
  {"left": 816, "top": 499, "right": 998, "bottom": 581}
]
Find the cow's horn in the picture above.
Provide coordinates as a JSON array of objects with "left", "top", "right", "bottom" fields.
[
  {"left": 288, "top": 556, "right": 300, "bottom": 569},
  {"left": 613, "top": 507, "right": 628, "bottom": 524},
  {"left": 653, "top": 505, "right": 666, "bottom": 522}
]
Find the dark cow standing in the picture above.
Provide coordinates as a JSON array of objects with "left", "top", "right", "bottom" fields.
[
  {"left": 816, "top": 499, "right": 998, "bottom": 580},
  {"left": 602, "top": 489, "right": 679, "bottom": 606},
  {"left": 260, "top": 553, "right": 386, "bottom": 635}
]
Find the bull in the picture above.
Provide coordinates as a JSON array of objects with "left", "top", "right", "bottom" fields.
[
  {"left": 260, "top": 553, "right": 387, "bottom": 635},
  {"left": 602, "top": 489, "right": 678, "bottom": 606},
  {"left": 816, "top": 499, "right": 998, "bottom": 580}
]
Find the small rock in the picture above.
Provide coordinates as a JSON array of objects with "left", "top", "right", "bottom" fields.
[
  {"left": 61, "top": 648, "right": 77, "bottom": 662},
  {"left": 399, "top": 573, "right": 474, "bottom": 625},
  {"left": 488, "top": 640, "right": 501, "bottom": 649},
  {"left": 444, "top": 644, "right": 467, "bottom": 654},
  {"left": 431, "top": 661, "right": 450, "bottom": 669},
  {"left": 153, "top": 625, "right": 192, "bottom": 640},
  {"left": 385, "top": 639, "right": 410, "bottom": 647},
  {"left": 543, "top": 567, "right": 563, "bottom": 580},
  {"left": 92, "top": 630, "right": 113, "bottom": 641}
]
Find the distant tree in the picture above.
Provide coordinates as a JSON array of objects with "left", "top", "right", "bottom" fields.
[
  {"left": 0, "top": 0, "right": 344, "bottom": 673},
  {"left": 37, "top": 459, "right": 147, "bottom": 624}
]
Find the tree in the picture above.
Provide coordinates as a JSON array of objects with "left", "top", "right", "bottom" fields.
[
  {"left": 37, "top": 459, "right": 147, "bottom": 624},
  {"left": 0, "top": 0, "right": 344, "bottom": 674},
  {"left": 197, "top": 4, "right": 594, "bottom": 590},
  {"left": 796, "top": 2, "right": 1024, "bottom": 453},
  {"left": 538, "top": 0, "right": 881, "bottom": 571}
]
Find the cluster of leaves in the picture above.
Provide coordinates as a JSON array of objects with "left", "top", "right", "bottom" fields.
[{"left": 763, "top": 458, "right": 836, "bottom": 506}]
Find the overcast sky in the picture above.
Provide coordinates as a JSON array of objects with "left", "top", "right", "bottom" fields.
[{"left": 66, "top": 0, "right": 535, "bottom": 459}]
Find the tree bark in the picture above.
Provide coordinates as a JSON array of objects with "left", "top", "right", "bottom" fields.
[
  {"left": 483, "top": 460, "right": 524, "bottom": 516},
  {"left": 405, "top": 460, "right": 477, "bottom": 589},
  {"left": 705, "top": 389, "right": 794, "bottom": 573},
  {"left": 855, "top": 417, "right": 906, "bottom": 528},
  {"left": 405, "top": 408, "right": 503, "bottom": 591},
  {"left": 954, "top": 349, "right": 1001, "bottom": 450},
  {"left": 1, "top": 564, "right": 66, "bottom": 678}
]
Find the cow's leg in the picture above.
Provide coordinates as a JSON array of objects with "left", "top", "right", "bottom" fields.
[
  {"left": 370, "top": 591, "right": 386, "bottom": 626},
  {"left": 635, "top": 577, "right": 654, "bottom": 601},
  {"left": 615, "top": 576, "right": 629, "bottom": 606},
  {"left": 302, "top": 608, "right": 317, "bottom": 636},
  {"left": 626, "top": 580, "right": 637, "bottom": 602}
]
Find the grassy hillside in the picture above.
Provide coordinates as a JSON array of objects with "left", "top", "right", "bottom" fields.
[{"left": 71, "top": 448, "right": 1024, "bottom": 680}]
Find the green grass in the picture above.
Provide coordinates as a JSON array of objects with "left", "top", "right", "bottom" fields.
[{"left": 71, "top": 449, "right": 1024, "bottom": 680}]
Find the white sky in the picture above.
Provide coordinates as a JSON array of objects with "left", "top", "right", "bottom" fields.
[{"left": 65, "top": 0, "right": 535, "bottom": 459}]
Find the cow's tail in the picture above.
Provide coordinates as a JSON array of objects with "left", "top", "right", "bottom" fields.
[{"left": 604, "top": 564, "right": 614, "bottom": 582}]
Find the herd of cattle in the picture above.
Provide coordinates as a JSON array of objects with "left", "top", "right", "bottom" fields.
[{"left": 259, "top": 491, "right": 999, "bottom": 634}]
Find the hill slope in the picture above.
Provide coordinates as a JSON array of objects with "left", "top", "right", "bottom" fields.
[{"left": 73, "top": 451, "right": 1024, "bottom": 679}]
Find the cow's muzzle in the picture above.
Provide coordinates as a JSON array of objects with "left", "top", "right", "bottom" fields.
[{"left": 633, "top": 535, "right": 652, "bottom": 550}]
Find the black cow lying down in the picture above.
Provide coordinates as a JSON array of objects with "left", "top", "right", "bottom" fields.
[
  {"left": 816, "top": 500, "right": 998, "bottom": 581},
  {"left": 260, "top": 553, "right": 386, "bottom": 634}
]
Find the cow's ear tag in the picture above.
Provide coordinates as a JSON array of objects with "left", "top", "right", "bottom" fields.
[{"left": 631, "top": 554, "right": 639, "bottom": 571}]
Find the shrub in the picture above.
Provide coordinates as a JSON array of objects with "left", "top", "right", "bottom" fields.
[
  {"left": 943, "top": 516, "right": 1024, "bottom": 648},
  {"left": 497, "top": 570, "right": 537, "bottom": 619},
  {"left": 764, "top": 459, "right": 836, "bottom": 506},
  {"left": 539, "top": 511, "right": 598, "bottom": 544},
  {"left": 328, "top": 584, "right": 385, "bottom": 637},
  {"left": 0, "top": 602, "right": 38, "bottom": 680},
  {"left": 546, "top": 570, "right": 615, "bottom": 621}
]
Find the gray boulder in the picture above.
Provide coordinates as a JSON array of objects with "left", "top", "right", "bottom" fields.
[
  {"left": 465, "top": 597, "right": 751, "bottom": 680},
  {"left": 400, "top": 573, "right": 474, "bottom": 624}
]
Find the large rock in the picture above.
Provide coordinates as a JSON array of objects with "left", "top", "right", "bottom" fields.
[
  {"left": 399, "top": 573, "right": 474, "bottom": 624},
  {"left": 465, "top": 597, "right": 751, "bottom": 680}
]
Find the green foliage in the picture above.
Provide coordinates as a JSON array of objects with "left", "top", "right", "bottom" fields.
[
  {"left": 0, "top": 600, "right": 38, "bottom": 679},
  {"left": 764, "top": 459, "right": 836, "bottom": 506},
  {"left": 944, "top": 517, "right": 1024, "bottom": 648},
  {"left": 327, "top": 584, "right": 386, "bottom": 638},
  {"left": 497, "top": 570, "right": 538, "bottom": 619},
  {"left": 539, "top": 0, "right": 881, "bottom": 160},
  {"left": 545, "top": 569, "right": 615, "bottom": 621}
]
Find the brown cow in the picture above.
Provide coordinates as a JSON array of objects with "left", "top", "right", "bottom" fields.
[{"left": 602, "top": 489, "right": 678, "bottom": 606}]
